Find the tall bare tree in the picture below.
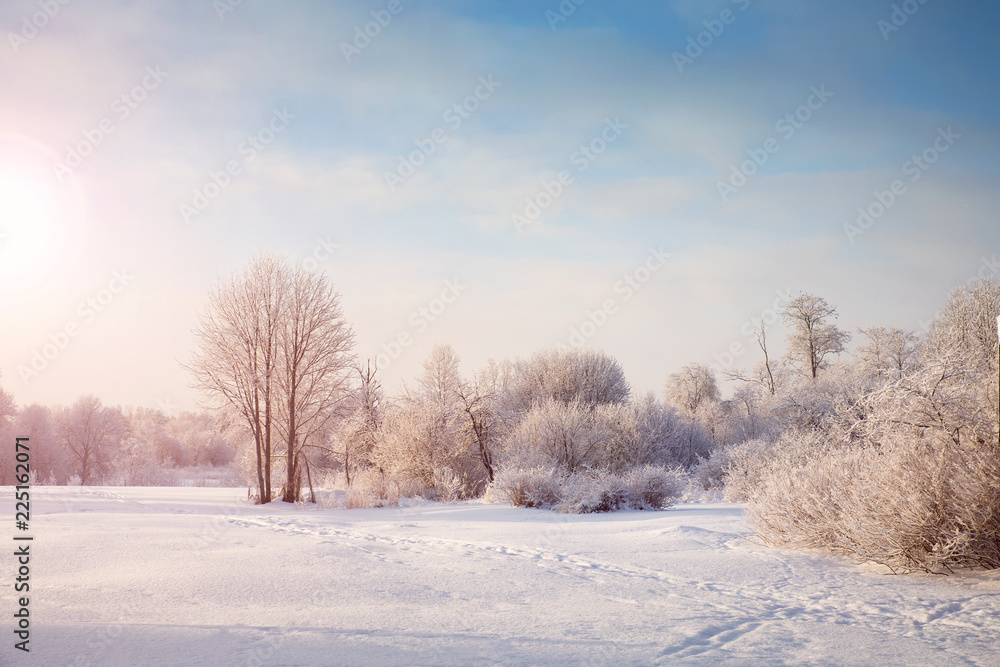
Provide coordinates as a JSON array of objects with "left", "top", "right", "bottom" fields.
[
  {"left": 188, "top": 255, "right": 284, "bottom": 503},
  {"left": 782, "top": 293, "right": 851, "bottom": 379},
  {"left": 277, "top": 266, "right": 355, "bottom": 502}
]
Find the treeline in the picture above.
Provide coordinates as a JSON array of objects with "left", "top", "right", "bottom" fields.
[
  {"left": 7, "top": 253, "right": 997, "bottom": 573},
  {"left": 0, "top": 395, "right": 238, "bottom": 487}
]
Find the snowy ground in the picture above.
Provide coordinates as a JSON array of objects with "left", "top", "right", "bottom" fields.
[{"left": 3, "top": 487, "right": 999, "bottom": 666}]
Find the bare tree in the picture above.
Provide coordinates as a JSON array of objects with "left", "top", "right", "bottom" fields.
[
  {"left": 16, "top": 404, "right": 70, "bottom": 484},
  {"left": 188, "top": 255, "right": 284, "bottom": 503},
  {"left": 726, "top": 319, "right": 782, "bottom": 396},
  {"left": 458, "top": 361, "right": 504, "bottom": 483},
  {"left": 782, "top": 293, "right": 851, "bottom": 379},
  {"left": 340, "top": 359, "right": 384, "bottom": 486},
  {"left": 856, "top": 326, "right": 919, "bottom": 380},
  {"left": 58, "top": 395, "right": 126, "bottom": 485},
  {"left": 277, "top": 266, "right": 356, "bottom": 503}
]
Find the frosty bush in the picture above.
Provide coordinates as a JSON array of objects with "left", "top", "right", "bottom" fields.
[
  {"left": 691, "top": 447, "right": 731, "bottom": 492},
  {"left": 344, "top": 469, "right": 431, "bottom": 509},
  {"left": 745, "top": 278, "right": 1000, "bottom": 572},
  {"left": 622, "top": 465, "right": 686, "bottom": 510},
  {"left": 490, "top": 467, "right": 561, "bottom": 508},
  {"left": 723, "top": 431, "right": 840, "bottom": 502},
  {"left": 747, "top": 432, "right": 1000, "bottom": 572},
  {"left": 556, "top": 470, "right": 628, "bottom": 514},
  {"left": 492, "top": 465, "right": 684, "bottom": 514}
]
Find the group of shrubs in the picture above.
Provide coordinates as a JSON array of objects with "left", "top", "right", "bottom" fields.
[{"left": 489, "top": 464, "right": 687, "bottom": 513}]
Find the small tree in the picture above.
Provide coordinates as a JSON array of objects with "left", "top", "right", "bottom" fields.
[
  {"left": 782, "top": 293, "right": 851, "bottom": 379},
  {"left": 857, "top": 326, "right": 919, "bottom": 380},
  {"left": 665, "top": 364, "right": 719, "bottom": 416},
  {"left": 58, "top": 395, "right": 126, "bottom": 485},
  {"left": 340, "top": 359, "right": 384, "bottom": 486}
]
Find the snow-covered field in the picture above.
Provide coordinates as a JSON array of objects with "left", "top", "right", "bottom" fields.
[{"left": 3, "top": 487, "right": 999, "bottom": 666}]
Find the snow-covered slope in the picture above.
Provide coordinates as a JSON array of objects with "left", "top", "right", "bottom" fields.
[{"left": 3, "top": 487, "right": 998, "bottom": 666}]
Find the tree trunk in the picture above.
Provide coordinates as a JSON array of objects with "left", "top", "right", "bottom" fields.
[{"left": 284, "top": 386, "right": 298, "bottom": 503}]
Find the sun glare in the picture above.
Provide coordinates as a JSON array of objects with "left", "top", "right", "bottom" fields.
[
  {"left": 0, "top": 174, "right": 58, "bottom": 272},
  {"left": 0, "top": 152, "right": 88, "bottom": 305}
]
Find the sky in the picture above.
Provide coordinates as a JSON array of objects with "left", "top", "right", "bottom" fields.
[{"left": 1, "top": 0, "right": 998, "bottom": 413}]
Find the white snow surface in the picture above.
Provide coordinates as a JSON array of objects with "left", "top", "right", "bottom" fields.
[{"left": 3, "top": 487, "right": 999, "bottom": 666}]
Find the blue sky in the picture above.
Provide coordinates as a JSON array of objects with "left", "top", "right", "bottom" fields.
[{"left": 1, "top": 0, "right": 998, "bottom": 411}]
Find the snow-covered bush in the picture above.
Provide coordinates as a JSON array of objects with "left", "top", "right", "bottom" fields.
[
  {"left": 747, "top": 432, "right": 1000, "bottom": 572},
  {"left": 490, "top": 466, "right": 561, "bottom": 508},
  {"left": 622, "top": 465, "right": 686, "bottom": 510},
  {"left": 345, "top": 469, "right": 402, "bottom": 509},
  {"left": 556, "top": 470, "right": 628, "bottom": 514},
  {"left": 334, "top": 470, "right": 436, "bottom": 509},
  {"left": 491, "top": 465, "right": 685, "bottom": 513},
  {"left": 746, "top": 279, "right": 1000, "bottom": 572},
  {"left": 691, "top": 447, "right": 731, "bottom": 492},
  {"left": 723, "top": 431, "right": 843, "bottom": 502}
]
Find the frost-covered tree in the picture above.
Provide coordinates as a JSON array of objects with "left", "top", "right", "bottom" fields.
[
  {"left": 502, "top": 399, "right": 607, "bottom": 473},
  {"left": 372, "top": 345, "right": 487, "bottom": 498},
  {"left": 457, "top": 361, "right": 505, "bottom": 483},
  {"left": 338, "top": 359, "right": 384, "bottom": 486},
  {"left": 782, "top": 293, "right": 851, "bottom": 379},
  {"left": 856, "top": 326, "right": 919, "bottom": 380},
  {"left": 58, "top": 395, "right": 127, "bottom": 485},
  {"left": 188, "top": 254, "right": 355, "bottom": 503},
  {"left": 188, "top": 255, "right": 284, "bottom": 502},
  {"left": 503, "top": 348, "right": 630, "bottom": 414},
  {"left": 275, "top": 265, "right": 356, "bottom": 502},
  {"left": 0, "top": 377, "right": 18, "bottom": 484},
  {"left": 598, "top": 393, "right": 712, "bottom": 471},
  {"left": 664, "top": 364, "right": 719, "bottom": 416},
  {"left": 15, "top": 404, "right": 71, "bottom": 484}
]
